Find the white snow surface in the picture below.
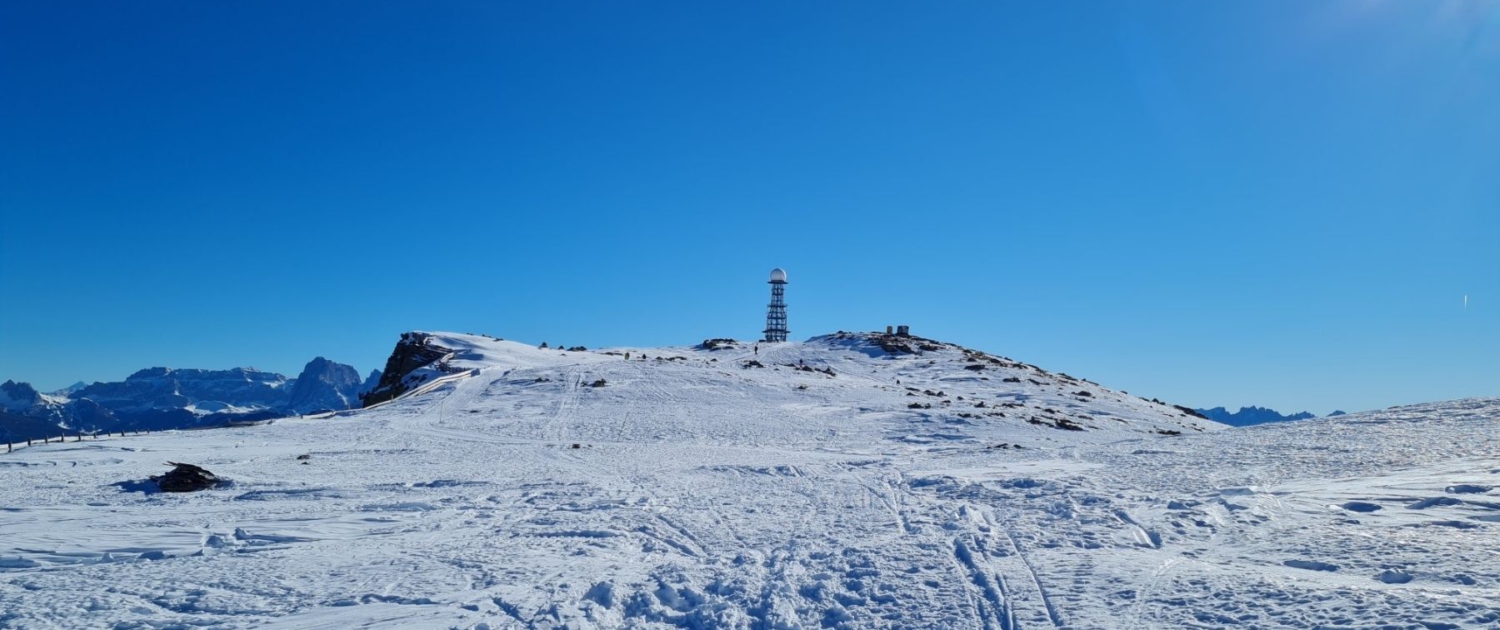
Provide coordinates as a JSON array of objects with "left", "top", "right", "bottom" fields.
[{"left": 1, "top": 332, "right": 1497, "bottom": 629}]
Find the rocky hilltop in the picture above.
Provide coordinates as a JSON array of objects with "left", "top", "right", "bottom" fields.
[
  {"left": 360, "top": 332, "right": 459, "bottom": 407},
  {"left": 359, "top": 329, "right": 1215, "bottom": 439}
]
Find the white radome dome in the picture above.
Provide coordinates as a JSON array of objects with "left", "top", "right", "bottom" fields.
[{"left": 769, "top": 268, "right": 787, "bottom": 283}]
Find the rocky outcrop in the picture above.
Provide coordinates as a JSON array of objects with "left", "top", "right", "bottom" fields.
[
  {"left": 360, "top": 333, "right": 455, "bottom": 407},
  {"left": 150, "top": 463, "right": 222, "bottom": 492},
  {"left": 818, "top": 331, "right": 951, "bottom": 357}
]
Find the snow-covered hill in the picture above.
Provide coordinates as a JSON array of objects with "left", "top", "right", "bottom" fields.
[{"left": 0, "top": 332, "right": 1495, "bottom": 629}]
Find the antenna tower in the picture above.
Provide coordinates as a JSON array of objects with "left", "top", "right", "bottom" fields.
[{"left": 763, "top": 268, "right": 789, "bottom": 342}]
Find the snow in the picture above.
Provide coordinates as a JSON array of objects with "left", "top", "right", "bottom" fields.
[{"left": 0, "top": 332, "right": 1496, "bottom": 629}]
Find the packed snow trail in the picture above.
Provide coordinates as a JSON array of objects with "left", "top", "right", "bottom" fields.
[{"left": 0, "top": 333, "right": 1496, "bottom": 629}]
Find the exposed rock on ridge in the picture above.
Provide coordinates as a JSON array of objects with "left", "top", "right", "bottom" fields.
[{"left": 360, "top": 332, "right": 457, "bottom": 407}]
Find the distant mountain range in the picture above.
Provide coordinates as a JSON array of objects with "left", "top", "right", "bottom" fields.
[
  {"left": 0, "top": 359, "right": 382, "bottom": 443},
  {"left": 1196, "top": 405, "right": 1346, "bottom": 427}
]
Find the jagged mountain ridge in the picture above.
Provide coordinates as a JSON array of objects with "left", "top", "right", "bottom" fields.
[
  {"left": 72, "top": 367, "right": 292, "bottom": 413},
  {"left": 1197, "top": 405, "right": 1331, "bottom": 427},
  {"left": 0, "top": 357, "right": 370, "bottom": 442}
]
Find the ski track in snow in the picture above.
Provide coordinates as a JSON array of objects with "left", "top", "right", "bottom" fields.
[{"left": 1, "top": 333, "right": 1497, "bottom": 629}]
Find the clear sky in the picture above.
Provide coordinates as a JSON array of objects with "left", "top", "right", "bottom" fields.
[{"left": 2, "top": 1, "right": 1496, "bottom": 414}]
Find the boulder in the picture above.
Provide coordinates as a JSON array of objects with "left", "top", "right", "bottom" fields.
[{"left": 151, "top": 462, "right": 222, "bottom": 492}]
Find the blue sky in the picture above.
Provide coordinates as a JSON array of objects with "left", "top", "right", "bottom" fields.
[{"left": 2, "top": 1, "right": 1496, "bottom": 414}]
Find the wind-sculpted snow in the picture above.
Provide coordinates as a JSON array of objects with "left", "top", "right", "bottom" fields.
[{"left": 0, "top": 333, "right": 1495, "bottom": 629}]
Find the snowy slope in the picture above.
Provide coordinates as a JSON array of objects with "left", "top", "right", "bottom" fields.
[{"left": 0, "top": 332, "right": 1495, "bottom": 629}]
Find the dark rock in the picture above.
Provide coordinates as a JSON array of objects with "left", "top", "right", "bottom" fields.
[
  {"left": 361, "top": 333, "right": 455, "bottom": 407},
  {"left": 150, "top": 462, "right": 222, "bottom": 492}
]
